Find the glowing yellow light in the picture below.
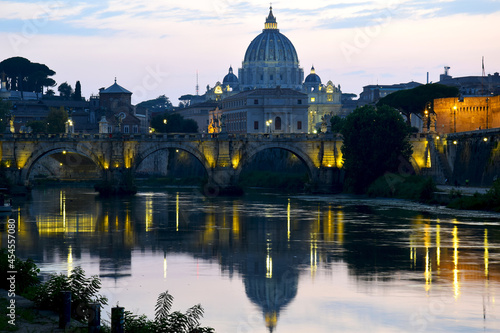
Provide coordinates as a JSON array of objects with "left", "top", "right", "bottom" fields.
[
  {"left": 436, "top": 136, "right": 440, "bottom": 140},
  {"left": 287, "top": 198, "right": 291, "bottom": 241},
  {"left": 310, "top": 97, "right": 316, "bottom": 102},
  {"left": 452, "top": 226, "right": 460, "bottom": 299},
  {"left": 176, "top": 193, "right": 179, "bottom": 232},
  {"left": 60, "top": 163, "right": 63, "bottom": 166},
  {"left": 453, "top": 140, "right": 457, "bottom": 145},
  {"left": 485, "top": 228, "right": 489, "bottom": 278},
  {"left": 114, "top": 163, "right": 119, "bottom": 168},
  {"left": 62, "top": 150, "right": 67, "bottom": 154},
  {"left": 266, "top": 241, "right": 273, "bottom": 279},
  {"left": 145, "top": 196, "right": 153, "bottom": 232},
  {"left": 483, "top": 137, "right": 488, "bottom": 142},
  {"left": 67, "top": 245, "right": 73, "bottom": 277}
]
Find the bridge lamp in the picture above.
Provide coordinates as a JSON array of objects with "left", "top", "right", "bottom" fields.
[
  {"left": 436, "top": 136, "right": 440, "bottom": 140},
  {"left": 483, "top": 137, "right": 488, "bottom": 142},
  {"left": 453, "top": 140, "right": 457, "bottom": 145},
  {"left": 62, "top": 150, "right": 67, "bottom": 155},
  {"left": 60, "top": 163, "right": 63, "bottom": 166}
]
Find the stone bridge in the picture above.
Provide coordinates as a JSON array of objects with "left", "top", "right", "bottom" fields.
[
  {"left": 1, "top": 129, "right": 498, "bottom": 191},
  {"left": 0, "top": 132, "right": 346, "bottom": 191}
]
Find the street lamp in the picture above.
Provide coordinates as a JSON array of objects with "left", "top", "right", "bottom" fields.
[
  {"left": 266, "top": 120, "right": 272, "bottom": 133},
  {"left": 163, "top": 118, "right": 168, "bottom": 133}
]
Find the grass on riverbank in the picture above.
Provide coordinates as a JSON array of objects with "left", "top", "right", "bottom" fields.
[
  {"left": 367, "top": 174, "right": 436, "bottom": 203},
  {"left": 447, "top": 180, "right": 500, "bottom": 212}
]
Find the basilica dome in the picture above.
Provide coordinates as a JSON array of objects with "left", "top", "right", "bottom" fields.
[
  {"left": 243, "top": 17, "right": 299, "bottom": 64},
  {"left": 304, "top": 66, "right": 322, "bottom": 85},
  {"left": 239, "top": 7, "right": 304, "bottom": 90},
  {"left": 222, "top": 66, "right": 239, "bottom": 90}
]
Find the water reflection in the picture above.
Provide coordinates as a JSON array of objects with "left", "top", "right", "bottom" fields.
[{"left": 1, "top": 187, "right": 500, "bottom": 332}]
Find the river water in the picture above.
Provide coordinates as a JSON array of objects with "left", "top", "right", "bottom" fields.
[{"left": 1, "top": 186, "right": 500, "bottom": 332}]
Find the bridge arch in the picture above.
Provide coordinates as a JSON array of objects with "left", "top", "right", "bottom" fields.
[
  {"left": 235, "top": 143, "right": 318, "bottom": 181},
  {"left": 21, "top": 142, "right": 104, "bottom": 184},
  {"left": 134, "top": 142, "right": 212, "bottom": 178}
]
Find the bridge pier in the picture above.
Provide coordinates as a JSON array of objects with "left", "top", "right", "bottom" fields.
[
  {"left": 311, "top": 167, "right": 344, "bottom": 193},
  {"left": 204, "top": 167, "right": 242, "bottom": 196}
]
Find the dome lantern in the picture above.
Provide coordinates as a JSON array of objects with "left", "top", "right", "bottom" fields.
[{"left": 264, "top": 6, "right": 278, "bottom": 30}]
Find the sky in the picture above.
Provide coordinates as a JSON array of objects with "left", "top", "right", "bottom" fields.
[{"left": 1, "top": 0, "right": 500, "bottom": 105}]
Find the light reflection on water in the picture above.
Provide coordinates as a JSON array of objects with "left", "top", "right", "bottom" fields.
[{"left": 1, "top": 186, "right": 500, "bottom": 332}]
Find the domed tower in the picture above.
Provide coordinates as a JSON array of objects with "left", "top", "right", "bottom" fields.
[
  {"left": 303, "top": 66, "right": 322, "bottom": 92},
  {"left": 238, "top": 6, "right": 304, "bottom": 90},
  {"left": 222, "top": 66, "right": 239, "bottom": 92}
]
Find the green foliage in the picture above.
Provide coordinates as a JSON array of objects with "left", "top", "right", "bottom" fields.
[
  {"left": 33, "top": 266, "right": 107, "bottom": 321},
  {"left": 0, "top": 249, "right": 40, "bottom": 294},
  {"left": 447, "top": 179, "right": 500, "bottom": 212},
  {"left": 136, "top": 95, "right": 173, "bottom": 110},
  {"left": 46, "top": 107, "right": 68, "bottom": 133},
  {"left": 377, "top": 83, "right": 459, "bottom": 125},
  {"left": 27, "top": 120, "right": 47, "bottom": 134},
  {"left": 0, "top": 98, "right": 12, "bottom": 131},
  {"left": 341, "top": 105, "right": 413, "bottom": 194},
  {"left": 73, "top": 81, "right": 82, "bottom": 101},
  {"left": 57, "top": 82, "right": 73, "bottom": 100},
  {"left": 330, "top": 115, "right": 346, "bottom": 133},
  {"left": 151, "top": 113, "right": 199, "bottom": 133},
  {"left": 0, "top": 57, "right": 56, "bottom": 93},
  {"left": 121, "top": 290, "right": 214, "bottom": 333},
  {"left": 367, "top": 175, "right": 437, "bottom": 202},
  {"left": 238, "top": 171, "right": 308, "bottom": 191}
]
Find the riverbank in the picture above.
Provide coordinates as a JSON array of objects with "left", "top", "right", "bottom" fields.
[{"left": 0, "top": 289, "right": 87, "bottom": 332}]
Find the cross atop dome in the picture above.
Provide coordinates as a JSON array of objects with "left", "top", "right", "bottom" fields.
[{"left": 265, "top": 5, "right": 278, "bottom": 30}]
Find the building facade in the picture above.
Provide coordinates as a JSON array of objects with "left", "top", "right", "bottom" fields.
[
  {"left": 433, "top": 95, "right": 500, "bottom": 133},
  {"left": 209, "top": 87, "right": 308, "bottom": 134}
]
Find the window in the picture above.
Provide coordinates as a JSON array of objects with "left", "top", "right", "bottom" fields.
[
  {"left": 310, "top": 97, "right": 316, "bottom": 103},
  {"left": 254, "top": 99, "right": 259, "bottom": 105},
  {"left": 124, "top": 125, "right": 129, "bottom": 133},
  {"left": 297, "top": 121, "right": 302, "bottom": 130},
  {"left": 270, "top": 75, "right": 274, "bottom": 81},
  {"left": 275, "top": 117, "right": 281, "bottom": 130},
  {"left": 133, "top": 125, "right": 138, "bottom": 133},
  {"left": 254, "top": 121, "right": 259, "bottom": 130},
  {"left": 297, "top": 99, "right": 302, "bottom": 104},
  {"left": 108, "top": 126, "right": 112, "bottom": 133}
]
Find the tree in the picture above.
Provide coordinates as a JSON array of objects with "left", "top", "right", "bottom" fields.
[
  {"left": 27, "top": 120, "right": 47, "bottom": 133},
  {"left": 330, "top": 115, "right": 346, "bottom": 133},
  {"left": 57, "top": 82, "right": 73, "bottom": 100},
  {"left": 46, "top": 107, "right": 68, "bottom": 133},
  {"left": 136, "top": 95, "right": 173, "bottom": 110},
  {"left": 377, "top": 83, "right": 459, "bottom": 126},
  {"left": 151, "top": 113, "right": 198, "bottom": 133},
  {"left": 73, "top": 81, "right": 82, "bottom": 100},
  {"left": 0, "top": 57, "right": 56, "bottom": 93},
  {"left": 341, "top": 105, "right": 413, "bottom": 193},
  {"left": 0, "top": 99, "right": 12, "bottom": 131}
]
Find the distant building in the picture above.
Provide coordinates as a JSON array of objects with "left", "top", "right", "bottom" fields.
[
  {"left": 437, "top": 66, "right": 500, "bottom": 96},
  {"left": 433, "top": 95, "right": 500, "bottom": 133},
  {"left": 209, "top": 87, "right": 308, "bottom": 134},
  {"left": 358, "top": 81, "right": 423, "bottom": 104},
  {"left": 98, "top": 79, "right": 146, "bottom": 134},
  {"left": 173, "top": 101, "right": 219, "bottom": 133},
  {"left": 199, "top": 7, "right": 343, "bottom": 133},
  {"left": 302, "top": 66, "right": 343, "bottom": 132}
]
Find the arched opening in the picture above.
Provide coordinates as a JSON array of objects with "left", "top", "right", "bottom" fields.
[
  {"left": 135, "top": 148, "right": 208, "bottom": 186},
  {"left": 237, "top": 148, "right": 311, "bottom": 191},
  {"left": 27, "top": 150, "right": 102, "bottom": 185},
  {"left": 275, "top": 117, "right": 282, "bottom": 131}
]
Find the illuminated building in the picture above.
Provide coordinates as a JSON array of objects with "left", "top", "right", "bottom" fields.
[
  {"left": 433, "top": 95, "right": 500, "bottom": 133},
  {"left": 195, "top": 7, "right": 344, "bottom": 133}
]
